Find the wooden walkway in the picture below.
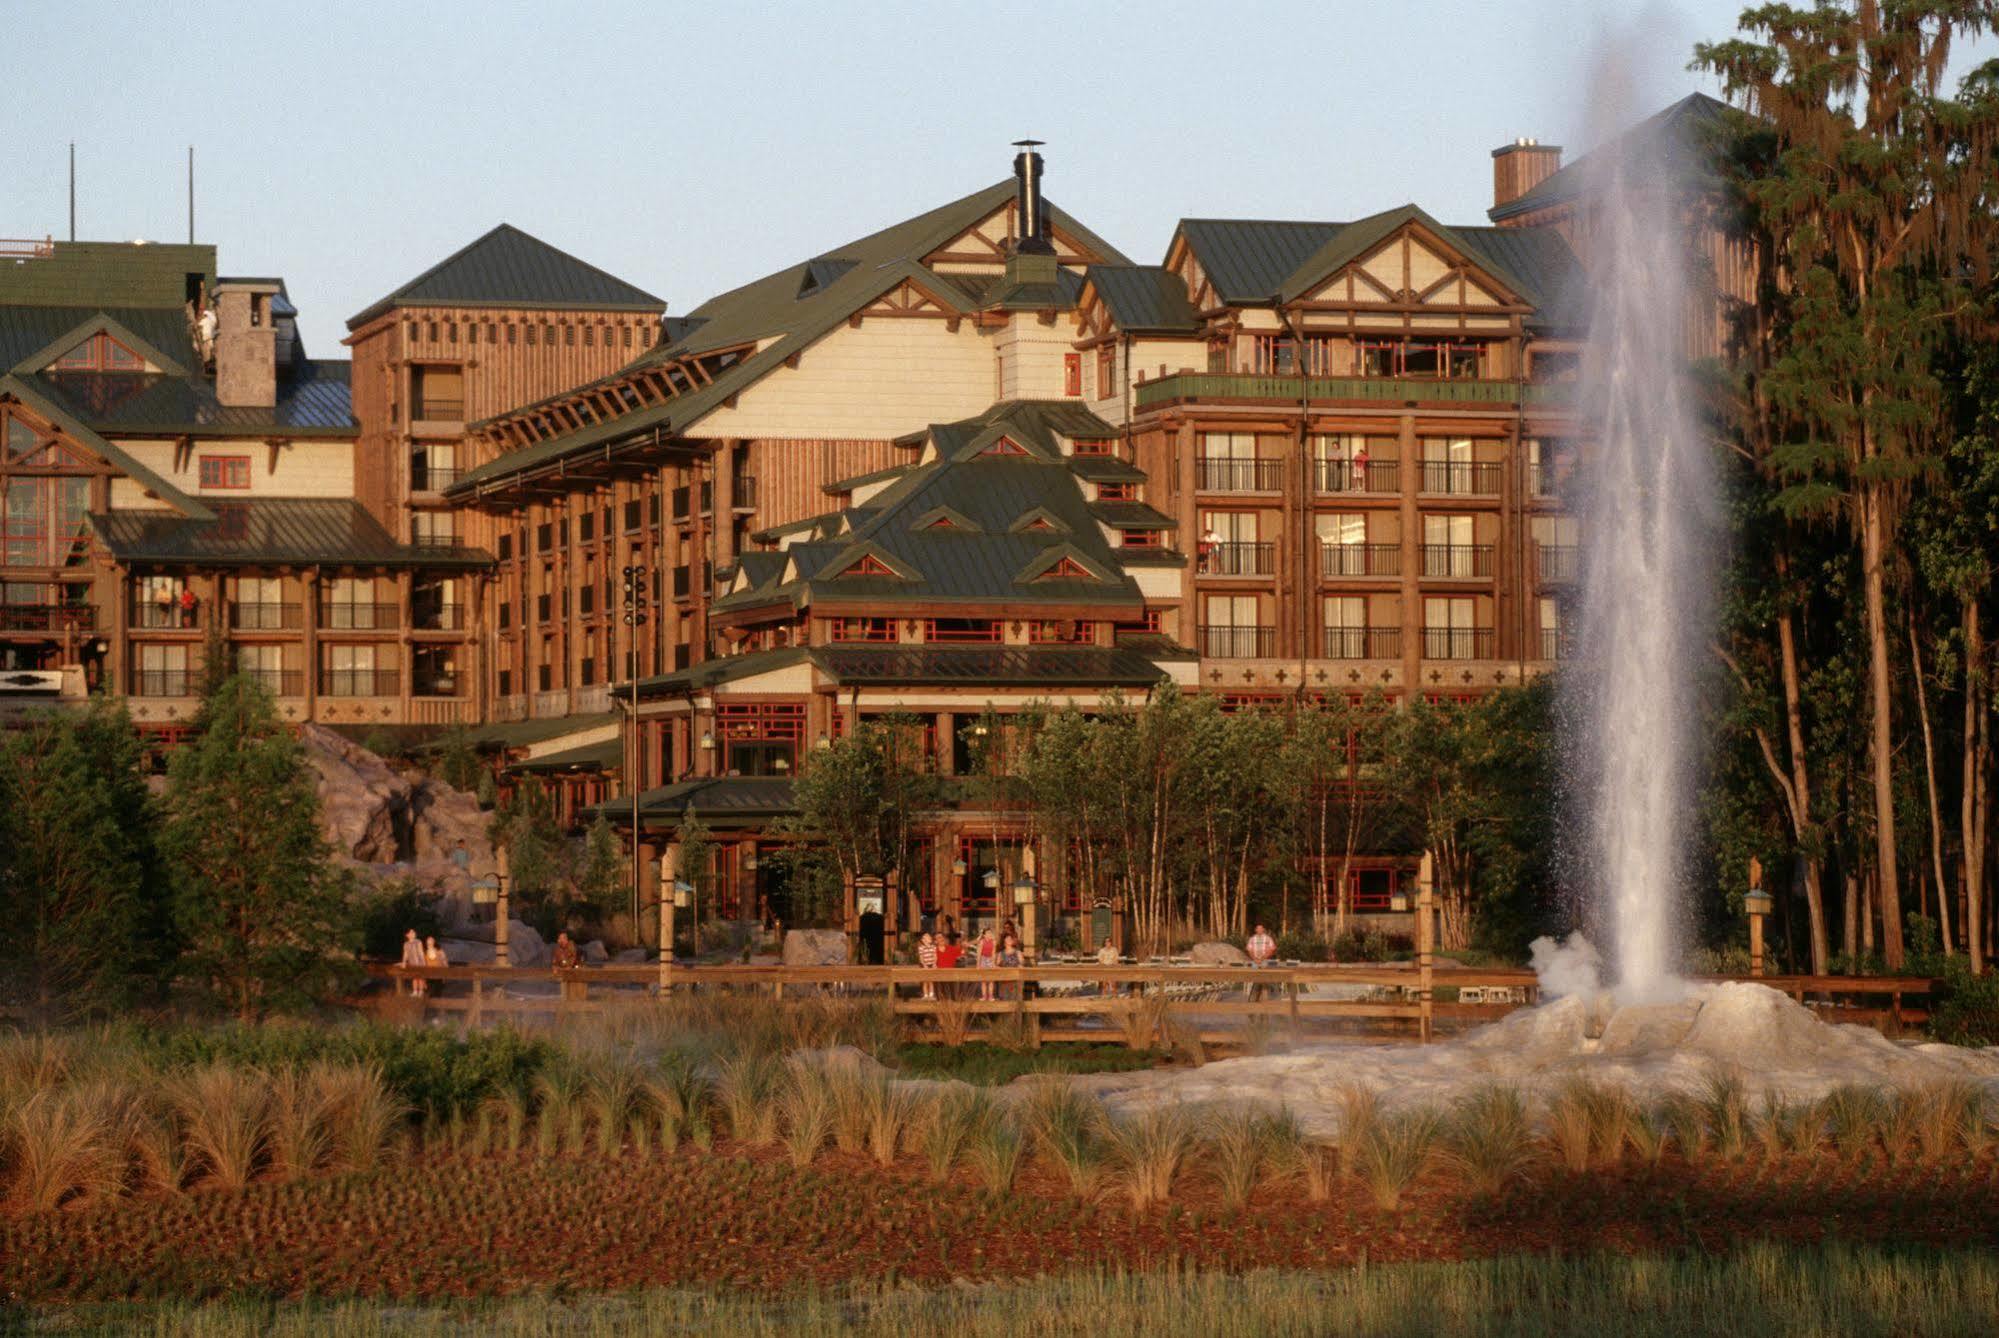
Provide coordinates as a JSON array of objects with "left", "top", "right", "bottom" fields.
[{"left": 363, "top": 962, "right": 1939, "bottom": 1044}]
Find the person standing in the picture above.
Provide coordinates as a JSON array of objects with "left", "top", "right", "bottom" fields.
[
  {"left": 1247, "top": 924, "right": 1277, "bottom": 966},
  {"left": 423, "top": 935, "right": 448, "bottom": 997},
  {"left": 996, "top": 932, "right": 1024, "bottom": 1002},
  {"left": 916, "top": 931, "right": 939, "bottom": 1001},
  {"left": 449, "top": 838, "right": 472, "bottom": 874},
  {"left": 401, "top": 928, "right": 427, "bottom": 998},
  {"left": 178, "top": 585, "right": 197, "bottom": 629},
  {"left": 1096, "top": 937, "right": 1121, "bottom": 997},
  {"left": 975, "top": 926, "right": 998, "bottom": 1001},
  {"left": 1199, "top": 523, "right": 1222, "bottom": 574}
]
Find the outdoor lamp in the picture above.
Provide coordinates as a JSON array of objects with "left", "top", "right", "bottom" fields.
[
  {"left": 1743, "top": 888, "right": 1773, "bottom": 918},
  {"left": 699, "top": 731, "right": 716, "bottom": 750},
  {"left": 674, "top": 879, "right": 693, "bottom": 909},
  {"left": 773, "top": 755, "right": 791, "bottom": 773},
  {"left": 815, "top": 732, "right": 831, "bottom": 750},
  {"left": 951, "top": 857, "right": 968, "bottom": 877},
  {"left": 1012, "top": 874, "right": 1038, "bottom": 907},
  {"left": 744, "top": 850, "right": 760, "bottom": 871},
  {"left": 471, "top": 875, "right": 499, "bottom": 905},
  {"left": 982, "top": 869, "right": 1000, "bottom": 890}
]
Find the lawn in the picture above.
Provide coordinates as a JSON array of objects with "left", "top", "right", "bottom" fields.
[
  {"left": 13, "top": 1244, "right": 1999, "bottom": 1336},
  {"left": 892, "top": 1040, "right": 1159, "bottom": 1084}
]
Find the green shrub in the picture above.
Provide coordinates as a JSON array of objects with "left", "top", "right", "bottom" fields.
[
  {"left": 354, "top": 880, "right": 442, "bottom": 961},
  {"left": 1331, "top": 927, "right": 1392, "bottom": 962},
  {"left": 1930, "top": 961, "right": 1999, "bottom": 1047},
  {"left": 1275, "top": 931, "right": 1329, "bottom": 963}
]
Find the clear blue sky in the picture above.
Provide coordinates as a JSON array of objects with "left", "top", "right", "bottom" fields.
[{"left": 0, "top": 2, "right": 1848, "bottom": 355}]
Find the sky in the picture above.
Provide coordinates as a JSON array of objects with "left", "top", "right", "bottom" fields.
[{"left": 0, "top": 1, "right": 1885, "bottom": 355}]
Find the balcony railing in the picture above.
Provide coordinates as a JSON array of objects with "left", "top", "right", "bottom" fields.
[
  {"left": 1136, "top": 372, "right": 1568, "bottom": 412},
  {"left": 411, "top": 603, "right": 467, "bottom": 631},
  {"left": 320, "top": 668, "right": 401, "bottom": 697},
  {"left": 1537, "top": 544, "right": 1579, "bottom": 584},
  {"left": 1419, "top": 461, "right": 1503, "bottom": 496},
  {"left": 1539, "top": 628, "right": 1571, "bottom": 661},
  {"left": 320, "top": 603, "right": 400, "bottom": 631},
  {"left": 1420, "top": 544, "right": 1494, "bottom": 579},
  {"left": 131, "top": 670, "right": 192, "bottom": 697},
  {"left": 1323, "top": 627, "right": 1401, "bottom": 660},
  {"left": 241, "top": 669, "right": 305, "bottom": 697},
  {"left": 0, "top": 603, "right": 96, "bottom": 632},
  {"left": 1198, "top": 624, "right": 1276, "bottom": 659},
  {"left": 1201, "top": 541, "right": 1275, "bottom": 576},
  {"left": 1315, "top": 459, "right": 1401, "bottom": 494},
  {"left": 131, "top": 601, "right": 197, "bottom": 630},
  {"left": 411, "top": 677, "right": 465, "bottom": 699},
  {"left": 415, "top": 399, "right": 464, "bottom": 422},
  {"left": 730, "top": 476, "right": 757, "bottom": 511},
  {"left": 1321, "top": 543, "right": 1400, "bottom": 578},
  {"left": 1196, "top": 457, "right": 1284, "bottom": 492},
  {"left": 410, "top": 462, "right": 461, "bottom": 492},
  {"left": 230, "top": 602, "right": 302, "bottom": 631},
  {"left": 1423, "top": 627, "right": 1497, "bottom": 660}
]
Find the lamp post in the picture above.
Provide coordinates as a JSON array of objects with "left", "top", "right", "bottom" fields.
[
  {"left": 1744, "top": 855, "right": 1771, "bottom": 978},
  {"left": 658, "top": 855, "right": 676, "bottom": 990},
  {"left": 494, "top": 844, "right": 512, "bottom": 967}
]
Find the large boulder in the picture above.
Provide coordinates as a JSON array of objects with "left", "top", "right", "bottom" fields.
[
  {"left": 782, "top": 929, "right": 851, "bottom": 967},
  {"left": 409, "top": 777, "right": 494, "bottom": 873},
  {"left": 455, "top": 918, "right": 548, "bottom": 967},
  {"left": 300, "top": 724, "right": 410, "bottom": 863},
  {"left": 580, "top": 939, "right": 610, "bottom": 965},
  {"left": 612, "top": 947, "right": 651, "bottom": 965},
  {"left": 1189, "top": 940, "right": 1250, "bottom": 966}
]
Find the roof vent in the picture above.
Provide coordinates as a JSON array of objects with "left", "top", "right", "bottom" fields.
[{"left": 1011, "top": 139, "right": 1054, "bottom": 256}]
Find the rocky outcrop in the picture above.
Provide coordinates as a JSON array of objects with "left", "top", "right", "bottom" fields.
[
  {"left": 782, "top": 928, "right": 851, "bottom": 967},
  {"left": 1189, "top": 940, "right": 1250, "bottom": 966}
]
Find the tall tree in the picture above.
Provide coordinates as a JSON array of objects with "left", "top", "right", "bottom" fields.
[
  {"left": 1697, "top": 1, "right": 1999, "bottom": 966},
  {"left": 162, "top": 674, "right": 357, "bottom": 1016},
  {"left": 0, "top": 699, "right": 166, "bottom": 1013}
]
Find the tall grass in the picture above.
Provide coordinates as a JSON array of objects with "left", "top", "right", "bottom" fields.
[
  {"left": 4, "top": 1084, "right": 132, "bottom": 1212},
  {"left": 264, "top": 1067, "right": 333, "bottom": 1181},
  {"left": 1354, "top": 1109, "right": 1442, "bottom": 1212},
  {"left": 1104, "top": 1105, "right": 1197, "bottom": 1210},
  {"left": 1022, "top": 1081, "right": 1107, "bottom": 1197},
  {"left": 864, "top": 1074, "right": 922, "bottom": 1166},
  {"left": 170, "top": 1065, "right": 269, "bottom": 1192},
  {"left": 966, "top": 1098, "right": 1023, "bottom": 1193},
  {"left": 918, "top": 1084, "right": 982, "bottom": 1181},
  {"left": 1440, "top": 1086, "right": 1532, "bottom": 1195},
  {"left": 776, "top": 1057, "right": 834, "bottom": 1168},
  {"left": 712, "top": 1052, "right": 782, "bottom": 1147}
]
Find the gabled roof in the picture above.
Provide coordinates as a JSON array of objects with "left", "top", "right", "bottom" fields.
[
  {"left": 1489, "top": 92, "right": 1741, "bottom": 223},
  {"left": 446, "top": 184, "right": 1129, "bottom": 499},
  {"left": 90, "top": 497, "right": 492, "bottom": 568},
  {"left": 0, "top": 373, "right": 208, "bottom": 519},
  {"left": 11, "top": 312, "right": 187, "bottom": 377},
  {"left": 1276, "top": 203, "right": 1532, "bottom": 305},
  {"left": 1175, "top": 219, "right": 1343, "bottom": 305},
  {"left": 347, "top": 223, "right": 664, "bottom": 329},
  {"left": 33, "top": 358, "right": 354, "bottom": 436},
  {"left": 621, "top": 644, "right": 1170, "bottom": 702},
  {"left": 1082, "top": 265, "right": 1203, "bottom": 333},
  {"left": 0, "top": 304, "right": 199, "bottom": 376}
]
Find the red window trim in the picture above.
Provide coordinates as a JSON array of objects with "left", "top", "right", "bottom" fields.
[
  {"left": 197, "top": 455, "right": 251, "bottom": 489},
  {"left": 1063, "top": 353, "right": 1082, "bottom": 397},
  {"left": 924, "top": 618, "right": 1002, "bottom": 644}
]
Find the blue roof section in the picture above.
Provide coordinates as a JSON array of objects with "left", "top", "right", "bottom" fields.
[{"left": 32, "top": 358, "right": 354, "bottom": 435}]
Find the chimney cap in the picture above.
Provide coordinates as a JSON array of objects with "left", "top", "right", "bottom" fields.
[
  {"left": 1012, "top": 138, "right": 1045, "bottom": 149},
  {"left": 1492, "top": 137, "right": 1562, "bottom": 158}
]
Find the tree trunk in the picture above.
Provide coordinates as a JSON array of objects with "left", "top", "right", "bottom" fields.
[
  {"left": 1909, "top": 611, "right": 1953, "bottom": 954},
  {"left": 1964, "top": 603, "right": 1988, "bottom": 972},
  {"left": 1843, "top": 869, "right": 1859, "bottom": 966},
  {"left": 1776, "top": 590, "right": 1829, "bottom": 973},
  {"left": 1861, "top": 481, "right": 1905, "bottom": 967}
]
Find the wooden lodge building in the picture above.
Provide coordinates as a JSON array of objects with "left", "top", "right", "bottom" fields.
[{"left": 0, "top": 100, "right": 1738, "bottom": 935}]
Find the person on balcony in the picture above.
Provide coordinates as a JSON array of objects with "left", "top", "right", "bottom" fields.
[
  {"left": 1199, "top": 525, "right": 1222, "bottom": 574},
  {"left": 1350, "top": 446, "right": 1369, "bottom": 492},
  {"left": 178, "top": 587, "right": 198, "bottom": 628}
]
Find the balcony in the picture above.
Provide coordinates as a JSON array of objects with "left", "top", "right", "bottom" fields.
[
  {"left": 414, "top": 398, "right": 464, "bottom": 423},
  {"left": 671, "top": 482, "right": 718, "bottom": 522},
  {"left": 1424, "top": 627, "right": 1497, "bottom": 660},
  {"left": 1324, "top": 626, "right": 1401, "bottom": 660},
  {"left": 1419, "top": 461, "right": 1503, "bottom": 496},
  {"left": 1315, "top": 459, "right": 1401, "bottom": 494},
  {"left": 1321, "top": 543, "right": 1401, "bottom": 578},
  {"left": 1196, "top": 457, "right": 1284, "bottom": 492},
  {"left": 1420, "top": 544, "right": 1494, "bottom": 579},
  {"left": 730, "top": 476, "right": 758, "bottom": 511},
  {"left": 411, "top": 603, "right": 467, "bottom": 632},
  {"left": 131, "top": 600, "right": 197, "bottom": 631},
  {"left": 241, "top": 669, "right": 305, "bottom": 697},
  {"left": 1537, "top": 543, "right": 1579, "bottom": 585},
  {"left": 1136, "top": 372, "right": 1568, "bottom": 412},
  {"left": 1539, "top": 628, "right": 1571, "bottom": 661},
  {"left": 1201, "top": 541, "right": 1275, "bottom": 577},
  {"left": 1198, "top": 624, "right": 1276, "bottom": 659},
  {"left": 410, "top": 461, "right": 462, "bottom": 493},
  {"left": 319, "top": 603, "right": 400, "bottom": 631},
  {"left": 0, "top": 603, "right": 96, "bottom": 633},
  {"left": 230, "top": 602, "right": 302, "bottom": 631},
  {"left": 131, "top": 669, "right": 192, "bottom": 697},
  {"left": 320, "top": 668, "right": 400, "bottom": 697}
]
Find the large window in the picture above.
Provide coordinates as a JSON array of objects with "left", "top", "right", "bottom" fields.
[
  {"left": 323, "top": 577, "right": 394, "bottom": 630},
  {"left": 134, "top": 644, "right": 189, "bottom": 697},
  {"left": 323, "top": 644, "right": 396, "bottom": 697},
  {"left": 412, "top": 365, "right": 464, "bottom": 420},
  {"left": 1423, "top": 596, "right": 1488, "bottom": 660},
  {"left": 1356, "top": 338, "right": 1485, "bottom": 379},
  {"left": 197, "top": 455, "right": 250, "bottom": 489},
  {"left": 715, "top": 701, "right": 806, "bottom": 776},
  {"left": 3, "top": 476, "right": 90, "bottom": 569},
  {"left": 52, "top": 332, "right": 145, "bottom": 373}
]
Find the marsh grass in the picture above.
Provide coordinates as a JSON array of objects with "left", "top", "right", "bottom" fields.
[
  {"left": 4, "top": 1084, "right": 131, "bottom": 1212},
  {"left": 931, "top": 999, "right": 974, "bottom": 1048},
  {"left": 1204, "top": 1102, "right": 1291, "bottom": 1210},
  {"left": 1699, "top": 1070, "right": 1754, "bottom": 1161},
  {"left": 1817, "top": 1085, "right": 1886, "bottom": 1162},
  {"left": 983, "top": 1012, "right": 1033, "bottom": 1054},
  {"left": 1354, "top": 1108, "right": 1442, "bottom": 1212},
  {"left": 712, "top": 1053, "right": 782, "bottom": 1147},
  {"left": 966, "top": 1100, "right": 1023, "bottom": 1193},
  {"left": 171, "top": 1066, "right": 268, "bottom": 1192},
  {"left": 918, "top": 1084, "right": 982, "bottom": 1181},
  {"left": 1439, "top": 1086, "right": 1532, "bottom": 1195},
  {"left": 1022, "top": 1081, "right": 1107, "bottom": 1197},
  {"left": 776, "top": 1058, "right": 834, "bottom": 1169},
  {"left": 1104, "top": 1105, "right": 1196, "bottom": 1210},
  {"left": 864, "top": 1074, "right": 921, "bottom": 1166},
  {"left": 264, "top": 1068, "right": 332, "bottom": 1181}
]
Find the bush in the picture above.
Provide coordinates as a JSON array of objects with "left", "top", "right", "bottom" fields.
[
  {"left": 1276, "top": 931, "right": 1329, "bottom": 963},
  {"left": 1929, "top": 961, "right": 1999, "bottom": 1047},
  {"left": 355, "top": 879, "right": 443, "bottom": 961},
  {"left": 1331, "top": 927, "right": 1392, "bottom": 962}
]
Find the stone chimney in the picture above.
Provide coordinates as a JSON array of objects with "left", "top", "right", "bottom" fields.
[
  {"left": 1491, "top": 138, "right": 1563, "bottom": 212},
  {"left": 213, "top": 279, "right": 279, "bottom": 408}
]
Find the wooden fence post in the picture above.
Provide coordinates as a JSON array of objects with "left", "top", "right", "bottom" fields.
[{"left": 1417, "top": 852, "right": 1435, "bottom": 1044}]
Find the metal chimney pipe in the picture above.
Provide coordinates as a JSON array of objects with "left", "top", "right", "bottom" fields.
[{"left": 1011, "top": 139, "right": 1052, "bottom": 255}]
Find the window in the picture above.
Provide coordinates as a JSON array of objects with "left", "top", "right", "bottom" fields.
[
  {"left": 412, "top": 365, "right": 464, "bottom": 420},
  {"left": 1095, "top": 482, "right": 1137, "bottom": 501},
  {"left": 979, "top": 436, "right": 1028, "bottom": 456},
  {"left": 839, "top": 553, "right": 896, "bottom": 578},
  {"left": 1112, "top": 608, "right": 1163, "bottom": 636},
  {"left": 1423, "top": 596, "right": 1487, "bottom": 659},
  {"left": 715, "top": 701, "right": 806, "bottom": 776},
  {"left": 1072, "top": 436, "right": 1113, "bottom": 456},
  {"left": 412, "top": 644, "right": 462, "bottom": 697},
  {"left": 1120, "top": 528, "right": 1163, "bottom": 548},
  {"left": 1357, "top": 339, "right": 1485, "bottom": 379},
  {"left": 3, "top": 476, "right": 90, "bottom": 569},
  {"left": 52, "top": 332, "right": 145, "bottom": 373},
  {"left": 924, "top": 618, "right": 1001, "bottom": 643},
  {"left": 323, "top": 643, "right": 394, "bottom": 696},
  {"left": 412, "top": 510, "right": 457, "bottom": 547},
  {"left": 1064, "top": 353, "right": 1082, "bottom": 396},
  {"left": 1250, "top": 335, "right": 1296, "bottom": 375},
  {"left": 1539, "top": 596, "right": 1566, "bottom": 661},
  {"left": 1095, "top": 345, "right": 1118, "bottom": 397},
  {"left": 1028, "top": 619, "right": 1094, "bottom": 644},
  {"left": 1200, "top": 595, "right": 1268, "bottom": 658},
  {"left": 1038, "top": 556, "right": 1094, "bottom": 580},
  {"left": 134, "top": 643, "right": 189, "bottom": 697},
  {"left": 828, "top": 616, "right": 896, "bottom": 643},
  {"left": 1206, "top": 338, "right": 1230, "bottom": 373},
  {"left": 197, "top": 455, "right": 250, "bottom": 489}
]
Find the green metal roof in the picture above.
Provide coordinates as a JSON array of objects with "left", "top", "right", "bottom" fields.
[
  {"left": 445, "top": 183, "right": 1129, "bottom": 499},
  {"left": 453, "top": 712, "right": 618, "bottom": 753},
  {"left": 601, "top": 777, "right": 799, "bottom": 828},
  {"left": 0, "top": 242, "right": 215, "bottom": 311},
  {"left": 348, "top": 223, "right": 664, "bottom": 329},
  {"left": 33, "top": 359, "right": 354, "bottom": 436},
  {"left": 506, "top": 738, "right": 623, "bottom": 774},
  {"left": 1489, "top": 93, "right": 1739, "bottom": 223},
  {"left": 1176, "top": 219, "right": 1343, "bottom": 305},
  {"left": 616, "top": 647, "right": 813, "bottom": 701},
  {"left": 91, "top": 498, "right": 493, "bottom": 568},
  {"left": 0, "top": 373, "right": 208, "bottom": 519},
  {"left": 1083, "top": 265, "right": 1202, "bottom": 333}
]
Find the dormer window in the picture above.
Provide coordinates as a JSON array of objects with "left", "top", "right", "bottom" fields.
[
  {"left": 53, "top": 333, "right": 144, "bottom": 373},
  {"left": 1039, "top": 557, "right": 1094, "bottom": 579},
  {"left": 980, "top": 436, "right": 1029, "bottom": 457},
  {"left": 842, "top": 553, "right": 896, "bottom": 578}
]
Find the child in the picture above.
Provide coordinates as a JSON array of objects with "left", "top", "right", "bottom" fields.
[
  {"left": 917, "top": 931, "right": 939, "bottom": 1000},
  {"left": 975, "top": 927, "right": 998, "bottom": 1001}
]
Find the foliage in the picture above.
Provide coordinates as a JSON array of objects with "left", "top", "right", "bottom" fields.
[
  {"left": 892, "top": 1042, "right": 1156, "bottom": 1086},
  {"left": 434, "top": 728, "right": 484, "bottom": 793},
  {"left": 353, "top": 879, "right": 442, "bottom": 961},
  {"left": 0, "top": 698, "right": 169, "bottom": 1014},
  {"left": 573, "top": 815, "right": 627, "bottom": 921},
  {"left": 487, "top": 778, "right": 565, "bottom": 908},
  {"left": 160, "top": 675, "right": 359, "bottom": 1017}
]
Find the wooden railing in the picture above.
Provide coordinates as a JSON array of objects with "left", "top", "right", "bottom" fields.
[{"left": 364, "top": 962, "right": 1941, "bottom": 1041}]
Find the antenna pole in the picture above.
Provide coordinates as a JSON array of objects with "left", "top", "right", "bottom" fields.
[
  {"left": 186, "top": 146, "right": 194, "bottom": 244},
  {"left": 68, "top": 143, "right": 75, "bottom": 242}
]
